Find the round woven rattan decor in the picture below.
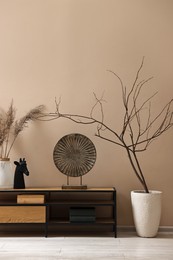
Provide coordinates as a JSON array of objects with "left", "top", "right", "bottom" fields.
[{"left": 53, "top": 133, "right": 96, "bottom": 177}]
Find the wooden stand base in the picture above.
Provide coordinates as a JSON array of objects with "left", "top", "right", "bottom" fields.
[{"left": 62, "top": 185, "right": 87, "bottom": 190}]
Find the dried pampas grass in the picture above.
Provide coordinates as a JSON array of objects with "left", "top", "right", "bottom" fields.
[
  {"left": 0, "top": 102, "right": 45, "bottom": 158},
  {"left": 14, "top": 105, "right": 45, "bottom": 136}
]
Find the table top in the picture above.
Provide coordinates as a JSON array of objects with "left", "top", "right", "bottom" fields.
[{"left": 0, "top": 187, "right": 116, "bottom": 192}]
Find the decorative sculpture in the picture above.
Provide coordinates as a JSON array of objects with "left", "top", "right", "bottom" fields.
[
  {"left": 53, "top": 133, "right": 96, "bottom": 189},
  {"left": 13, "top": 158, "right": 29, "bottom": 189}
]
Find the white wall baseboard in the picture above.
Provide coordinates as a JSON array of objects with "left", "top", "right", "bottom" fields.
[{"left": 117, "top": 226, "right": 173, "bottom": 233}]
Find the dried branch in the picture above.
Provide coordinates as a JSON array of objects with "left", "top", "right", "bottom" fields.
[{"left": 39, "top": 59, "right": 173, "bottom": 193}]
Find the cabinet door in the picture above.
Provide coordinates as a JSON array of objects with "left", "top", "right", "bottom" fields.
[{"left": 0, "top": 206, "right": 46, "bottom": 223}]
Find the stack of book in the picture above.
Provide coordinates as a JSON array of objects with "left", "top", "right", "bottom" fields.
[{"left": 69, "top": 207, "right": 96, "bottom": 223}]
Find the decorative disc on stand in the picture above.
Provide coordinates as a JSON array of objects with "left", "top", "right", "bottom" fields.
[{"left": 53, "top": 133, "right": 96, "bottom": 189}]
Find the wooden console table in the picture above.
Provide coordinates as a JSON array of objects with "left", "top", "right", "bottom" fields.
[{"left": 0, "top": 187, "right": 116, "bottom": 237}]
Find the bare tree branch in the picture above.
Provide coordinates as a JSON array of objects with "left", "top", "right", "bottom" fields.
[{"left": 39, "top": 59, "right": 173, "bottom": 193}]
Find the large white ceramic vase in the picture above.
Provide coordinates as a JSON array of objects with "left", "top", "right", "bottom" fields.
[
  {"left": 131, "top": 190, "right": 162, "bottom": 238},
  {"left": 0, "top": 158, "right": 13, "bottom": 188}
]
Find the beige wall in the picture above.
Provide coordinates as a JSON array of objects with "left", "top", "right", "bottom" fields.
[{"left": 0, "top": 0, "right": 173, "bottom": 226}]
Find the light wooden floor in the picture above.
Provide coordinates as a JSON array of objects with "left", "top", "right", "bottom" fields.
[{"left": 0, "top": 232, "right": 173, "bottom": 260}]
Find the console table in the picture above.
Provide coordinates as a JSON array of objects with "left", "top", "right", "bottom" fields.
[{"left": 0, "top": 187, "right": 116, "bottom": 237}]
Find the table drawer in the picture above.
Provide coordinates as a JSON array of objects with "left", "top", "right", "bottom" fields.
[{"left": 0, "top": 206, "right": 46, "bottom": 223}]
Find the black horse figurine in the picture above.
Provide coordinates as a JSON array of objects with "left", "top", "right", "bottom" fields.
[{"left": 13, "top": 158, "right": 29, "bottom": 189}]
